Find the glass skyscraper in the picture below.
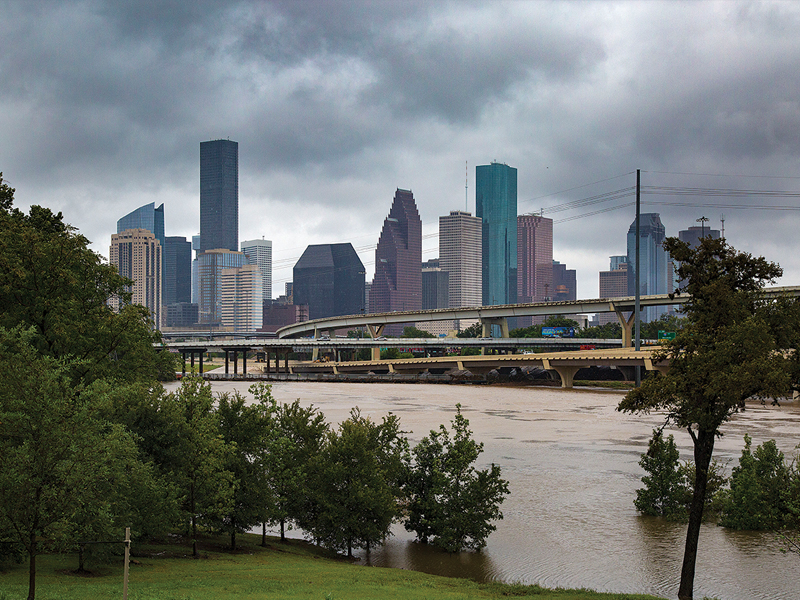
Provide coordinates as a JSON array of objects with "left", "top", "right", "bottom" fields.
[
  {"left": 200, "top": 139, "right": 238, "bottom": 253},
  {"left": 626, "top": 213, "right": 672, "bottom": 322},
  {"left": 293, "top": 243, "right": 365, "bottom": 320},
  {"left": 476, "top": 162, "right": 517, "bottom": 306},
  {"left": 117, "top": 202, "right": 165, "bottom": 249}
]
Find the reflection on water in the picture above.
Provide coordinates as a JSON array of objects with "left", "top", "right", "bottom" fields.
[{"left": 177, "top": 381, "right": 800, "bottom": 600}]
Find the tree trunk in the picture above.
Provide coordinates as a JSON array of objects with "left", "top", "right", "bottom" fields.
[
  {"left": 191, "top": 481, "right": 198, "bottom": 558},
  {"left": 261, "top": 522, "right": 267, "bottom": 547},
  {"left": 231, "top": 529, "right": 236, "bottom": 551},
  {"left": 27, "top": 531, "right": 36, "bottom": 600},
  {"left": 678, "top": 428, "right": 715, "bottom": 600},
  {"left": 78, "top": 544, "right": 86, "bottom": 572},
  {"left": 280, "top": 518, "right": 285, "bottom": 543}
]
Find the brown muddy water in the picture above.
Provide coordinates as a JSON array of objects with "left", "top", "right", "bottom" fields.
[{"left": 168, "top": 381, "right": 800, "bottom": 600}]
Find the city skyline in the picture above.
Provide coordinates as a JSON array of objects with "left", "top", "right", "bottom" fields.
[{"left": 4, "top": 2, "right": 800, "bottom": 300}]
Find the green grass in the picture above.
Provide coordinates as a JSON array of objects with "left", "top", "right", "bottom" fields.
[{"left": 0, "top": 534, "right": 666, "bottom": 600}]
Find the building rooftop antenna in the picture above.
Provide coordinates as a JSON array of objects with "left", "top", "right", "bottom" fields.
[
  {"left": 465, "top": 160, "right": 468, "bottom": 212},
  {"left": 720, "top": 214, "right": 725, "bottom": 240}
]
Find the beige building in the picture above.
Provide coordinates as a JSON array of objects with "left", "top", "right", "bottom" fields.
[
  {"left": 439, "top": 210, "right": 481, "bottom": 331},
  {"left": 598, "top": 262, "right": 628, "bottom": 325},
  {"left": 220, "top": 264, "right": 263, "bottom": 331},
  {"left": 110, "top": 228, "right": 162, "bottom": 329}
]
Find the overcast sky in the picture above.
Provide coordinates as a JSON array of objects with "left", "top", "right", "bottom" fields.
[{"left": 3, "top": 0, "right": 800, "bottom": 300}]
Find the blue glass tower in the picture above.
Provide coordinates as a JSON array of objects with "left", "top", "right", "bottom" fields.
[
  {"left": 476, "top": 162, "right": 517, "bottom": 306},
  {"left": 626, "top": 213, "right": 672, "bottom": 322},
  {"left": 117, "top": 202, "right": 165, "bottom": 249},
  {"left": 200, "top": 139, "right": 238, "bottom": 253}
]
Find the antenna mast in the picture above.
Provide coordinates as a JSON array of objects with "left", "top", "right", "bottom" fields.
[
  {"left": 720, "top": 214, "right": 725, "bottom": 240},
  {"left": 465, "top": 161, "right": 468, "bottom": 212}
]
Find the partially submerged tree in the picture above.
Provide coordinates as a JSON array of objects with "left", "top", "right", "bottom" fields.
[{"left": 618, "top": 236, "right": 800, "bottom": 600}]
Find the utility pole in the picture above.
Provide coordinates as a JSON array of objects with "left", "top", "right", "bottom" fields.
[
  {"left": 635, "top": 169, "right": 641, "bottom": 387},
  {"left": 720, "top": 214, "right": 725, "bottom": 240}
]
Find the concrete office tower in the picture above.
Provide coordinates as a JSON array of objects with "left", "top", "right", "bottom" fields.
[
  {"left": 191, "top": 234, "right": 201, "bottom": 304},
  {"left": 293, "top": 243, "right": 365, "bottom": 320},
  {"left": 117, "top": 202, "right": 165, "bottom": 248},
  {"left": 517, "top": 214, "right": 553, "bottom": 303},
  {"left": 197, "top": 249, "right": 247, "bottom": 324},
  {"left": 476, "top": 162, "right": 517, "bottom": 306},
  {"left": 552, "top": 260, "right": 577, "bottom": 301},
  {"left": 110, "top": 229, "right": 162, "bottom": 329},
  {"left": 599, "top": 259, "right": 628, "bottom": 325},
  {"left": 371, "top": 189, "right": 422, "bottom": 335},
  {"left": 418, "top": 259, "right": 451, "bottom": 336},
  {"left": 200, "top": 139, "right": 238, "bottom": 253},
  {"left": 241, "top": 238, "right": 273, "bottom": 300},
  {"left": 164, "top": 236, "right": 192, "bottom": 305},
  {"left": 627, "top": 213, "right": 672, "bottom": 322},
  {"left": 220, "top": 264, "right": 263, "bottom": 331},
  {"left": 679, "top": 225, "right": 721, "bottom": 248},
  {"left": 439, "top": 210, "right": 482, "bottom": 308}
]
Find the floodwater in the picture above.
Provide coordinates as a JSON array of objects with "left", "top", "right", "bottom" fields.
[{"left": 170, "top": 380, "right": 800, "bottom": 600}]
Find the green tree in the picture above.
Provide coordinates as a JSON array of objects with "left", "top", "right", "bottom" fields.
[
  {"left": 640, "top": 313, "right": 688, "bottom": 340},
  {"left": 634, "top": 430, "right": 688, "bottom": 519},
  {"left": 0, "top": 172, "right": 14, "bottom": 212},
  {"left": 0, "top": 328, "right": 148, "bottom": 600},
  {"left": 580, "top": 322, "right": 623, "bottom": 339},
  {"left": 405, "top": 404, "right": 509, "bottom": 552},
  {"left": 306, "top": 409, "right": 407, "bottom": 557},
  {"left": 456, "top": 322, "right": 483, "bottom": 338},
  {"left": 400, "top": 326, "right": 435, "bottom": 338},
  {"left": 720, "top": 435, "right": 791, "bottom": 530},
  {"left": 618, "top": 237, "right": 800, "bottom": 600}
]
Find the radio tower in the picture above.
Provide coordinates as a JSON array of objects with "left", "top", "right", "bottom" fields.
[{"left": 720, "top": 214, "right": 725, "bottom": 240}]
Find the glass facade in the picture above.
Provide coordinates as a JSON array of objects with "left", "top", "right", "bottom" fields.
[
  {"left": 164, "top": 236, "right": 192, "bottom": 305},
  {"left": 117, "top": 202, "right": 165, "bottom": 249},
  {"left": 197, "top": 249, "right": 246, "bottom": 324},
  {"left": 626, "top": 213, "right": 672, "bottom": 322},
  {"left": 476, "top": 163, "right": 517, "bottom": 306},
  {"left": 200, "top": 139, "right": 238, "bottom": 253},
  {"left": 293, "top": 243, "right": 365, "bottom": 320}
]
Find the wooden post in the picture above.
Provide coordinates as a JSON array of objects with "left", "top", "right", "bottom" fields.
[{"left": 123, "top": 526, "right": 130, "bottom": 600}]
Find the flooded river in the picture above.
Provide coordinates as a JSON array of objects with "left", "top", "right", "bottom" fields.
[{"left": 178, "top": 381, "right": 800, "bottom": 600}]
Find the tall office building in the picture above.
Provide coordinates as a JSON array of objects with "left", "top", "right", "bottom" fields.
[
  {"left": 599, "top": 259, "right": 629, "bottom": 325},
  {"left": 678, "top": 225, "right": 721, "bottom": 248},
  {"left": 439, "top": 210, "right": 482, "bottom": 308},
  {"left": 117, "top": 203, "right": 165, "bottom": 248},
  {"left": 220, "top": 264, "right": 263, "bottom": 331},
  {"left": 191, "top": 234, "right": 201, "bottom": 304},
  {"left": 418, "top": 260, "right": 451, "bottom": 336},
  {"left": 109, "top": 228, "right": 162, "bottom": 329},
  {"left": 476, "top": 162, "right": 517, "bottom": 306},
  {"left": 517, "top": 214, "right": 553, "bottom": 303},
  {"left": 552, "top": 260, "right": 577, "bottom": 301},
  {"left": 371, "top": 189, "right": 422, "bottom": 334},
  {"left": 627, "top": 213, "right": 672, "bottom": 322},
  {"left": 293, "top": 243, "right": 365, "bottom": 320},
  {"left": 164, "top": 236, "right": 192, "bottom": 305},
  {"left": 197, "top": 249, "right": 247, "bottom": 324},
  {"left": 241, "top": 238, "right": 273, "bottom": 300},
  {"left": 200, "top": 139, "right": 238, "bottom": 253}
]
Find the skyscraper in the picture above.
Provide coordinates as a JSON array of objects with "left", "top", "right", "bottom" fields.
[
  {"left": 517, "top": 214, "right": 553, "bottom": 303},
  {"left": 599, "top": 258, "right": 628, "bottom": 325},
  {"left": 627, "top": 213, "right": 672, "bottom": 321},
  {"left": 191, "top": 234, "right": 201, "bottom": 304},
  {"left": 117, "top": 202, "right": 165, "bottom": 249},
  {"left": 241, "top": 238, "right": 273, "bottom": 301},
  {"left": 109, "top": 228, "right": 162, "bottom": 329},
  {"left": 476, "top": 162, "right": 517, "bottom": 306},
  {"left": 439, "top": 210, "right": 482, "bottom": 309},
  {"left": 552, "top": 260, "right": 577, "bottom": 301},
  {"left": 220, "top": 264, "right": 263, "bottom": 331},
  {"left": 200, "top": 139, "right": 238, "bottom": 253},
  {"left": 678, "top": 225, "right": 721, "bottom": 248},
  {"left": 163, "top": 236, "right": 192, "bottom": 306},
  {"left": 371, "top": 189, "right": 422, "bottom": 334},
  {"left": 294, "top": 243, "right": 365, "bottom": 320},
  {"left": 197, "top": 249, "right": 247, "bottom": 324}
]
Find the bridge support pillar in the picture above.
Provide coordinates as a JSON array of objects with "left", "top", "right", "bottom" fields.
[
  {"left": 367, "top": 324, "right": 385, "bottom": 361},
  {"left": 542, "top": 358, "right": 580, "bottom": 388},
  {"left": 616, "top": 310, "right": 635, "bottom": 348}
]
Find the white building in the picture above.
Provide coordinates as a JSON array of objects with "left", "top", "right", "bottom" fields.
[
  {"left": 221, "top": 264, "right": 263, "bottom": 331},
  {"left": 241, "top": 238, "right": 273, "bottom": 301},
  {"left": 439, "top": 210, "right": 482, "bottom": 331}
]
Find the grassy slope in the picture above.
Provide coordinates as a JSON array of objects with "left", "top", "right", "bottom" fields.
[{"left": 0, "top": 534, "right": 666, "bottom": 600}]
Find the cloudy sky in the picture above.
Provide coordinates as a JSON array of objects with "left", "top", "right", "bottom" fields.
[{"left": 2, "top": 0, "right": 800, "bottom": 300}]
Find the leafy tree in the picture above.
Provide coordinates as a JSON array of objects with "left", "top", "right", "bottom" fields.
[
  {"left": 306, "top": 409, "right": 407, "bottom": 557},
  {"left": 720, "top": 435, "right": 791, "bottom": 530},
  {"left": 405, "top": 404, "right": 509, "bottom": 552},
  {"left": 0, "top": 327, "right": 147, "bottom": 600},
  {"left": 618, "top": 237, "right": 800, "bottom": 600},
  {"left": 581, "top": 322, "right": 623, "bottom": 339},
  {"left": 634, "top": 430, "right": 688, "bottom": 519},
  {"left": 456, "top": 322, "right": 483, "bottom": 338},
  {"left": 640, "top": 314, "right": 688, "bottom": 340},
  {"left": 400, "top": 326, "right": 435, "bottom": 338},
  {"left": 0, "top": 172, "right": 14, "bottom": 212},
  {"left": 381, "top": 347, "right": 401, "bottom": 360}
]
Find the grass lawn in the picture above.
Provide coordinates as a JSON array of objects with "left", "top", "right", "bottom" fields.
[{"left": 0, "top": 533, "right": 666, "bottom": 600}]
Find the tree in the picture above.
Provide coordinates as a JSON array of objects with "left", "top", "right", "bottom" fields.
[
  {"left": 634, "top": 430, "right": 688, "bottom": 519},
  {"left": 0, "top": 172, "right": 14, "bottom": 212},
  {"left": 618, "top": 236, "right": 800, "bottom": 600},
  {"left": 640, "top": 313, "right": 687, "bottom": 341},
  {"left": 400, "top": 326, "right": 435, "bottom": 338},
  {"left": 405, "top": 404, "right": 509, "bottom": 552},
  {"left": 720, "top": 435, "right": 792, "bottom": 530},
  {"left": 305, "top": 409, "right": 407, "bottom": 557},
  {"left": 0, "top": 327, "right": 148, "bottom": 600},
  {"left": 456, "top": 322, "right": 482, "bottom": 338},
  {"left": 580, "top": 321, "right": 623, "bottom": 339}
]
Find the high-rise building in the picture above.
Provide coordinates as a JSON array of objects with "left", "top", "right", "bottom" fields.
[
  {"left": 598, "top": 259, "right": 628, "bottom": 325},
  {"left": 200, "top": 139, "right": 238, "bottom": 253},
  {"left": 241, "top": 238, "right": 272, "bottom": 301},
  {"left": 293, "top": 243, "right": 365, "bottom": 320},
  {"left": 517, "top": 214, "right": 553, "bottom": 303},
  {"left": 220, "top": 264, "right": 263, "bottom": 331},
  {"left": 109, "top": 228, "right": 162, "bottom": 329},
  {"left": 371, "top": 189, "right": 422, "bottom": 334},
  {"left": 117, "top": 203, "right": 165, "bottom": 249},
  {"left": 627, "top": 213, "right": 672, "bottom": 322},
  {"left": 439, "top": 210, "right": 482, "bottom": 309},
  {"left": 552, "top": 260, "right": 577, "bottom": 302},
  {"left": 165, "top": 303, "right": 199, "bottom": 328},
  {"left": 191, "top": 234, "right": 201, "bottom": 304},
  {"left": 164, "top": 236, "right": 192, "bottom": 306},
  {"left": 418, "top": 259, "right": 451, "bottom": 336},
  {"left": 678, "top": 225, "right": 721, "bottom": 248},
  {"left": 476, "top": 162, "right": 517, "bottom": 306},
  {"left": 197, "top": 249, "right": 247, "bottom": 324}
]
